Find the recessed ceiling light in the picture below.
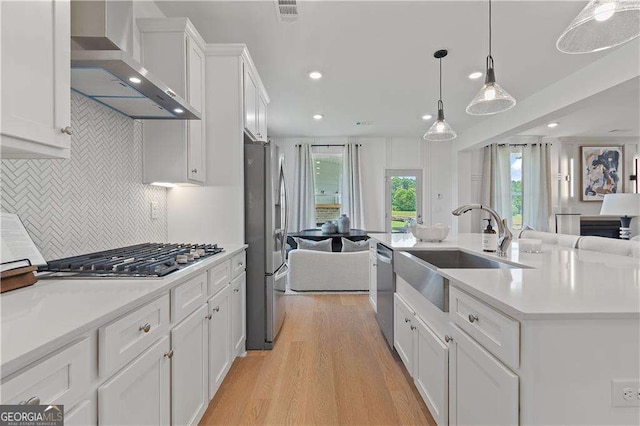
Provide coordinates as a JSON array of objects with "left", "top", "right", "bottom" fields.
[
  {"left": 174, "top": 108, "right": 184, "bottom": 114},
  {"left": 128, "top": 76, "right": 142, "bottom": 84},
  {"left": 421, "top": 114, "right": 433, "bottom": 120},
  {"left": 468, "top": 71, "right": 483, "bottom": 80},
  {"left": 547, "top": 122, "right": 559, "bottom": 128},
  {"left": 313, "top": 114, "right": 324, "bottom": 120},
  {"left": 316, "top": 161, "right": 320, "bottom": 164},
  {"left": 308, "top": 71, "right": 322, "bottom": 80}
]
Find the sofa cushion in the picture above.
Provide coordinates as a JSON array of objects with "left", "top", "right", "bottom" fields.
[
  {"left": 288, "top": 249, "right": 369, "bottom": 291},
  {"left": 294, "top": 237, "right": 332, "bottom": 252},
  {"left": 341, "top": 237, "right": 369, "bottom": 252}
]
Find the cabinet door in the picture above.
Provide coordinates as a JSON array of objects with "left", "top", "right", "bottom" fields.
[
  {"left": 369, "top": 254, "right": 377, "bottom": 311},
  {"left": 187, "top": 35, "right": 205, "bottom": 183},
  {"left": 208, "top": 286, "right": 231, "bottom": 399},
  {"left": 413, "top": 317, "right": 448, "bottom": 426},
  {"left": 231, "top": 272, "right": 246, "bottom": 356},
  {"left": 243, "top": 65, "right": 258, "bottom": 138},
  {"left": 257, "top": 95, "right": 267, "bottom": 141},
  {"left": 1, "top": 0, "right": 71, "bottom": 159},
  {"left": 449, "top": 325, "right": 518, "bottom": 426},
  {"left": 393, "top": 294, "right": 415, "bottom": 375},
  {"left": 65, "top": 399, "right": 96, "bottom": 426},
  {"left": 171, "top": 304, "right": 208, "bottom": 426},
  {"left": 98, "top": 336, "right": 171, "bottom": 426}
]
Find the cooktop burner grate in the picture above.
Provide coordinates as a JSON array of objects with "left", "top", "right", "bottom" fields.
[{"left": 38, "top": 243, "right": 224, "bottom": 278}]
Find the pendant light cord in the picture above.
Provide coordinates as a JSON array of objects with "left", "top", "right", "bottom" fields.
[
  {"left": 488, "top": 0, "right": 492, "bottom": 57},
  {"left": 439, "top": 58, "right": 442, "bottom": 102}
]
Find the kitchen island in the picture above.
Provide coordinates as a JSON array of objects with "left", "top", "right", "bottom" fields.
[{"left": 368, "top": 233, "right": 640, "bottom": 425}]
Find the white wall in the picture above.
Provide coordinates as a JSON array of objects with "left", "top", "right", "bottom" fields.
[{"left": 273, "top": 136, "right": 454, "bottom": 232}]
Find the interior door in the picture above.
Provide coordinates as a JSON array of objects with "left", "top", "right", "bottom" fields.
[{"left": 385, "top": 169, "right": 423, "bottom": 233}]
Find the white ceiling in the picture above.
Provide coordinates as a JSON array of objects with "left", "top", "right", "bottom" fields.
[
  {"left": 156, "top": 0, "right": 628, "bottom": 138},
  {"left": 519, "top": 78, "right": 640, "bottom": 138}
]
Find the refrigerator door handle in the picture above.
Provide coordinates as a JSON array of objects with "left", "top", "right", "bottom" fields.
[{"left": 280, "top": 163, "right": 290, "bottom": 263}]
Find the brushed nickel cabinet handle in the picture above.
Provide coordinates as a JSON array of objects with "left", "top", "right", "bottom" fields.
[
  {"left": 164, "top": 350, "right": 174, "bottom": 358},
  {"left": 139, "top": 323, "right": 151, "bottom": 333},
  {"left": 410, "top": 325, "right": 417, "bottom": 331},
  {"left": 206, "top": 314, "right": 212, "bottom": 320},
  {"left": 234, "top": 288, "right": 239, "bottom": 293},
  {"left": 404, "top": 317, "right": 410, "bottom": 323},
  {"left": 191, "top": 169, "right": 198, "bottom": 173},
  {"left": 61, "top": 126, "right": 73, "bottom": 135},
  {"left": 19, "top": 397, "right": 40, "bottom": 405},
  {"left": 468, "top": 314, "right": 479, "bottom": 323},
  {"left": 445, "top": 335, "right": 453, "bottom": 343},
  {"left": 214, "top": 306, "right": 220, "bottom": 312}
]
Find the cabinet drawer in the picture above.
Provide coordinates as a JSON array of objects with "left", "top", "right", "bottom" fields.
[
  {"left": 449, "top": 286, "right": 519, "bottom": 370},
  {"left": 1, "top": 338, "right": 90, "bottom": 408},
  {"left": 231, "top": 251, "right": 246, "bottom": 279},
  {"left": 208, "top": 261, "right": 230, "bottom": 296},
  {"left": 99, "top": 294, "right": 170, "bottom": 378},
  {"left": 171, "top": 272, "right": 208, "bottom": 323}
]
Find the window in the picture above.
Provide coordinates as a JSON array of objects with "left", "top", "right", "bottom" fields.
[
  {"left": 385, "top": 169, "right": 423, "bottom": 233},
  {"left": 313, "top": 151, "right": 343, "bottom": 226},
  {"left": 510, "top": 151, "right": 522, "bottom": 230}
]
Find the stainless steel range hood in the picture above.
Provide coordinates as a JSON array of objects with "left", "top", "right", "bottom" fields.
[{"left": 71, "top": 50, "right": 201, "bottom": 120}]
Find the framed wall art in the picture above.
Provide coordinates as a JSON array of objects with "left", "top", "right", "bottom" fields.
[{"left": 580, "top": 145, "right": 623, "bottom": 201}]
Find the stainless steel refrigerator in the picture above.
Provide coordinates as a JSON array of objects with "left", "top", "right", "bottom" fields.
[{"left": 244, "top": 138, "right": 289, "bottom": 349}]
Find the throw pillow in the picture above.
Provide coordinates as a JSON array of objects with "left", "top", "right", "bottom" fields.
[
  {"left": 294, "top": 237, "right": 333, "bottom": 252},
  {"left": 341, "top": 238, "right": 369, "bottom": 252}
]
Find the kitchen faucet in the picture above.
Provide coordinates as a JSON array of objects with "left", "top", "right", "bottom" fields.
[{"left": 452, "top": 204, "right": 513, "bottom": 257}]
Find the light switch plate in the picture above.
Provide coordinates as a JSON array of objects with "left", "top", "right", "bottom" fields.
[
  {"left": 150, "top": 200, "right": 159, "bottom": 220},
  {"left": 611, "top": 379, "right": 640, "bottom": 407}
]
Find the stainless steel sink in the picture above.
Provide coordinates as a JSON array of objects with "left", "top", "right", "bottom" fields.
[{"left": 394, "top": 250, "right": 519, "bottom": 312}]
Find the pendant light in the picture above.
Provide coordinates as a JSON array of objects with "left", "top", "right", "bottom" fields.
[
  {"left": 466, "top": 0, "right": 516, "bottom": 116},
  {"left": 557, "top": 0, "right": 640, "bottom": 54},
  {"left": 423, "top": 50, "right": 457, "bottom": 142}
]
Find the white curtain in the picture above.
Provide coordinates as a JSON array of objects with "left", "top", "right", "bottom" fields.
[
  {"left": 292, "top": 144, "right": 317, "bottom": 231},
  {"left": 342, "top": 143, "right": 364, "bottom": 229},
  {"left": 481, "top": 144, "right": 513, "bottom": 227},
  {"left": 522, "top": 143, "right": 552, "bottom": 231}
]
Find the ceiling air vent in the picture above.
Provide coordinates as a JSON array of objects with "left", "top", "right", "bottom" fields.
[{"left": 275, "top": 0, "right": 298, "bottom": 22}]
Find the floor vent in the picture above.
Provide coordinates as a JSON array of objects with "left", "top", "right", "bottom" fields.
[{"left": 275, "top": 0, "right": 299, "bottom": 22}]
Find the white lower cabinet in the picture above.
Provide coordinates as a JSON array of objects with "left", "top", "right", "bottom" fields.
[
  {"left": 208, "top": 286, "right": 232, "bottom": 398},
  {"left": 394, "top": 294, "right": 415, "bottom": 375},
  {"left": 369, "top": 253, "right": 377, "bottom": 311},
  {"left": 171, "top": 304, "right": 209, "bottom": 426},
  {"left": 413, "top": 316, "right": 448, "bottom": 426},
  {"left": 231, "top": 272, "right": 247, "bottom": 356},
  {"left": 99, "top": 336, "right": 171, "bottom": 426},
  {"left": 65, "top": 399, "right": 95, "bottom": 426},
  {"left": 448, "top": 324, "right": 518, "bottom": 426}
]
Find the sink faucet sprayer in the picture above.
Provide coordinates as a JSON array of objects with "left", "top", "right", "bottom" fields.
[{"left": 452, "top": 204, "right": 513, "bottom": 257}]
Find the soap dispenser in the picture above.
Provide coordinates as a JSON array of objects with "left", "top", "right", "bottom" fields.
[{"left": 482, "top": 218, "right": 497, "bottom": 252}]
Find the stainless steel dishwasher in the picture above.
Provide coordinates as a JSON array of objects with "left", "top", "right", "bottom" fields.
[{"left": 375, "top": 243, "right": 395, "bottom": 348}]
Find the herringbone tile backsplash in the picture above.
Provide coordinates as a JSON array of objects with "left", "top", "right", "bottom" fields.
[{"left": 1, "top": 92, "right": 168, "bottom": 260}]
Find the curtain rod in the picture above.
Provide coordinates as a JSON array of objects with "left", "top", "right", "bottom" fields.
[
  {"left": 496, "top": 143, "right": 552, "bottom": 147},
  {"left": 294, "top": 144, "right": 362, "bottom": 147}
]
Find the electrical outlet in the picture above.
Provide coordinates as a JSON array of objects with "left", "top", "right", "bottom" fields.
[
  {"left": 611, "top": 380, "right": 640, "bottom": 407},
  {"left": 150, "top": 201, "right": 159, "bottom": 220}
]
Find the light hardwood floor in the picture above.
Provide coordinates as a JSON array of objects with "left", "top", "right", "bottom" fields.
[{"left": 200, "top": 294, "right": 435, "bottom": 426}]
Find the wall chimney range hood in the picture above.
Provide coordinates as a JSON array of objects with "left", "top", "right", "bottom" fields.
[{"left": 71, "top": 50, "right": 201, "bottom": 120}]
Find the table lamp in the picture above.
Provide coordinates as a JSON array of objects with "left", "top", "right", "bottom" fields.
[{"left": 600, "top": 193, "right": 640, "bottom": 239}]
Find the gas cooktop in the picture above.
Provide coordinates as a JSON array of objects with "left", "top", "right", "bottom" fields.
[{"left": 38, "top": 243, "right": 224, "bottom": 279}]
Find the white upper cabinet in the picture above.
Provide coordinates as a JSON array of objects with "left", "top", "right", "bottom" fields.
[
  {"left": 243, "top": 58, "right": 269, "bottom": 142},
  {"left": 138, "top": 18, "right": 206, "bottom": 185},
  {"left": 1, "top": 0, "right": 71, "bottom": 159}
]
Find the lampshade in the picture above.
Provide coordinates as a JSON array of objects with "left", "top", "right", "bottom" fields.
[
  {"left": 423, "top": 116, "right": 457, "bottom": 141},
  {"left": 557, "top": 0, "right": 640, "bottom": 54},
  {"left": 600, "top": 193, "right": 640, "bottom": 216},
  {"left": 465, "top": 78, "right": 516, "bottom": 116}
]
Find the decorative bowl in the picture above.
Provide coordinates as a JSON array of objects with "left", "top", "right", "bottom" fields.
[{"left": 408, "top": 223, "right": 450, "bottom": 242}]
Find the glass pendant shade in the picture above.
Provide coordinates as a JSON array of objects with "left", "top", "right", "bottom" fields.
[
  {"left": 557, "top": 0, "right": 640, "bottom": 54},
  {"left": 424, "top": 102, "right": 457, "bottom": 141},
  {"left": 466, "top": 59, "right": 516, "bottom": 115}
]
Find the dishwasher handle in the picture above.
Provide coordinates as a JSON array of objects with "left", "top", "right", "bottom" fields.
[{"left": 377, "top": 253, "right": 393, "bottom": 264}]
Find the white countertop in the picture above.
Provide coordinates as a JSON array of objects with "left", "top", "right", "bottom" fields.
[
  {"left": 369, "top": 233, "right": 640, "bottom": 320},
  {"left": 0, "top": 244, "right": 247, "bottom": 378}
]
